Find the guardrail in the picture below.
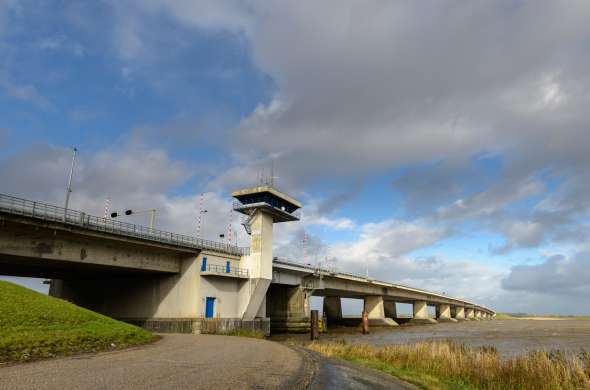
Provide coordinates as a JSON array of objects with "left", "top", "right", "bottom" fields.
[
  {"left": 203, "top": 263, "right": 249, "bottom": 278},
  {"left": 0, "top": 193, "right": 249, "bottom": 257}
]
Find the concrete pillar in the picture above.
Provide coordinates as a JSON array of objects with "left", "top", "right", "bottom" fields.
[
  {"left": 475, "top": 310, "right": 482, "bottom": 320},
  {"left": 436, "top": 304, "right": 457, "bottom": 323},
  {"left": 466, "top": 308, "right": 475, "bottom": 320},
  {"left": 266, "top": 285, "right": 310, "bottom": 333},
  {"left": 364, "top": 296, "right": 398, "bottom": 327},
  {"left": 410, "top": 300, "right": 437, "bottom": 324},
  {"left": 383, "top": 300, "right": 397, "bottom": 319},
  {"left": 323, "top": 296, "right": 343, "bottom": 326},
  {"left": 454, "top": 306, "right": 466, "bottom": 321},
  {"left": 241, "top": 210, "right": 274, "bottom": 320}
]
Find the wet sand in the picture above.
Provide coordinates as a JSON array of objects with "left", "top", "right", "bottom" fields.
[{"left": 276, "top": 319, "right": 590, "bottom": 357}]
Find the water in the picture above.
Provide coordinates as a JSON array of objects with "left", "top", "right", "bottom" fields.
[{"left": 305, "top": 319, "right": 590, "bottom": 357}]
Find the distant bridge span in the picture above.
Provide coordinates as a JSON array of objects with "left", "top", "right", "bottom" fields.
[{"left": 0, "top": 192, "right": 494, "bottom": 333}]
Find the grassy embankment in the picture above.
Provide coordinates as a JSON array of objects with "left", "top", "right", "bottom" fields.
[
  {"left": 308, "top": 340, "right": 590, "bottom": 390},
  {"left": 0, "top": 281, "right": 157, "bottom": 363}
]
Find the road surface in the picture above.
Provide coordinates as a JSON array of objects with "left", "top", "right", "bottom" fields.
[{"left": 0, "top": 334, "right": 412, "bottom": 389}]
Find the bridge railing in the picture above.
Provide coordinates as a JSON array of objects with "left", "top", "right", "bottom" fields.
[
  {"left": 0, "top": 193, "right": 249, "bottom": 257},
  {"left": 203, "top": 263, "right": 249, "bottom": 278}
]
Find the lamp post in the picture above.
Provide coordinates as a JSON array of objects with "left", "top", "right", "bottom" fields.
[{"left": 63, "top": 147, "right": 78, "bottom": 221}]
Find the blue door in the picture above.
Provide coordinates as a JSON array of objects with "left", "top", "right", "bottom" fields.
[
  {"left": 205, "top": 297, "right": 215, "bottom": 318},
  {"left": 201, "top": 257, "right": 207, "bottom": 272},
  {"left": 226, "top": 261, "right": 231, "bottom": 273}
]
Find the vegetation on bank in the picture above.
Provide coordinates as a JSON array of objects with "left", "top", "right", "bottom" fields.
[
  {"left": 218, "top": 328, "right": 266, "bottom": 339},
  {"left": 308, "top": 340, "right": 590, "bottom": 390},
  {"left": 0, "top": 281, "right": 156, "bottom": 363}
]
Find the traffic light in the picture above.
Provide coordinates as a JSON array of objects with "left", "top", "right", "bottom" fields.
[{"left": 111, "top": 210, "right": 133, "bottom": 218}]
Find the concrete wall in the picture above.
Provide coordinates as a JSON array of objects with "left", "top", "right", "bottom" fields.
[{"left": 50, "top": 255, "right": 199, "bottom": 319}]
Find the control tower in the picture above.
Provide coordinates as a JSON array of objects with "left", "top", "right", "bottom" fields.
[{"left": 233, "top": 185, "right": 301, "bottom": 320}]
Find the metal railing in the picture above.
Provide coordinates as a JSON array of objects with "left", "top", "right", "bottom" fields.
[
  {"left": 0, "top": 193, "right": 249, "bottom": 257},
  {"left": 202, "top": 263, "right": 249, "bottom": 278}
]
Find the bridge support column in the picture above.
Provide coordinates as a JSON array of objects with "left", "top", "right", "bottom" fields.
[
  {"left": 266, "top": 285, "right": 310, "bottom": 333},
  {"left": 364, "top": 296, "right": 398, "bottom": 327},
  {"left": 454, "top": 306, "right": 466, "bottom": 321},
  {"left": 436, "top": 304, "right": 457, "bottom": 323},
  {"left": 410, "top": 300, "right": 437, "bottom": 325},
  {"left": 475, "top": 310, "right": 483, "bottom": 320},
  {"left": 323, "top": 296, "right": 343, "bottom": 327},
  {"left": 383, "top": 300, "right": 398, "bottom": 320},
  {"left": 466, "top": 308, "right": 475, "bottom": 320}
]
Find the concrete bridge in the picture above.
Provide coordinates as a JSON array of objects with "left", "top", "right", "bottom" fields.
[{"left": 0, "top": 189, "right": 494, "bottom": 334}]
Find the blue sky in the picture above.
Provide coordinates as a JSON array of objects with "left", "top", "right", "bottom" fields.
[{"left": 1, "top": 1, "right": 590, "bottom": 315}]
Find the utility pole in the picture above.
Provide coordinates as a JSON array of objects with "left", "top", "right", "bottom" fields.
[{"left": 63, "top": 147, "right": 78, "bottom": 221}]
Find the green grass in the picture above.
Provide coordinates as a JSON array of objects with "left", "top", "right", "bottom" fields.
[
  {"left": 308, "top": 341, "right": 590, "bottom": 390},
  {"left": 217, "top": 328, "right": 266, "bottom": 339},
  {"left": 0, "top": 281, "right": 156, "bottom": 363}
]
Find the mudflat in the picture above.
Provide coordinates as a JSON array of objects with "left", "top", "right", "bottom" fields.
[{"left": 316, "top": 319, "right": 590, "bottom": 357}]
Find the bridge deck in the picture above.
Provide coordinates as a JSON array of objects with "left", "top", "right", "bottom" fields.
[
  {"left": 272, "top": 258, "right": 495, "bottom": 314},
  {"left": 0, "top": 193, "right": 248, "bottom": 257}
]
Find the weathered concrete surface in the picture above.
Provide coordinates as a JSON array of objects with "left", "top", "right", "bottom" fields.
[
  {"left": 410, "top": 301, "right": 437, "bottom": 325},
  {"left": 364, "top": 296, "right": 398, "bottom": 327},
  {"left": 0, "top": 335, "right": 306, "bottom": 390},
  {"left": 436, "top": 304, "right": 457, "bottom": 323},
  {"left": 0, "top": 214, "right": 187, "bottom": 276}
]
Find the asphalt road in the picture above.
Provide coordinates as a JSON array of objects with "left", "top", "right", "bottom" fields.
[
  {"left": 0, "top": 334, "right": 414, "bottom": 389},
  {"left": 0, "top": 334, "right": 307, "bottom": 390}
]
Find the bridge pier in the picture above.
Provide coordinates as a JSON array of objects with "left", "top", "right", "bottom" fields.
[
  {"left": 454, "top": 306, "right": 466, "bottom": 321},
  {"left": 364, "top": 296, "right": 398, "bottom": 327},
  {"left": 383, "top": 300, "right": 398, "bottom": 321},
  {"left": 323, "top": 296, "right": 343, "bottom": 327},
  {"left": 266, "top": 285, "right": 310, "bottom": 333},
  {"left": 410, "top": 300, "right": 437, "bottom": 324},
  {"left": 436, "top": 304, "right": 457, "bottom": 323},
  {"left": 466, "top": 308, "right": 475, "bottom": 320}
]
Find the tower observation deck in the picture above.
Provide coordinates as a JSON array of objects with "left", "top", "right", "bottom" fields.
[{"left": 232, "top": 185, "right": 301, "bottom": 223}]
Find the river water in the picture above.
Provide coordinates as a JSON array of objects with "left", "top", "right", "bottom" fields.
[{"left": 277, "top": 319, "right": 590, "bottom": 358}]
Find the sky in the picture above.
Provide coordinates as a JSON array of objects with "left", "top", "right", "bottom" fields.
[{"left": 1, "top": 1, "right": 590, "bottom": 315}]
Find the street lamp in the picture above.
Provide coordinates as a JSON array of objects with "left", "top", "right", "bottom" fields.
[{"left": 111, "top": 208, "right": 157, "bottom": 229}]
